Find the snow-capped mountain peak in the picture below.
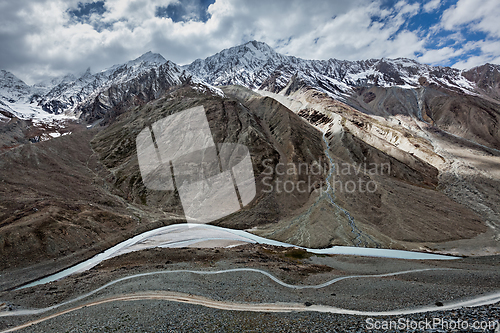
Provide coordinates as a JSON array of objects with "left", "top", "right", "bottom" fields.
[
  {"left": 0, "top": 70, "right": 31, "bottom": 102},
  {"left": 185, "top": 42, "right": 484, "bottom": 99},
  {"left": 102, "top": 51, "right": 168, "bottom": 74},
  {"left": 185, "top": 41, "right": 287, "bottom": 88},
  {"left": 129, "top": 51, "right": 168, "bottom": 66},
  {"left": 1, "top": 41, "right": 498, "bottom": 124},
  {"left": 79, "top": 67, "right": 92, "bottom": 79},
  {"left": 224, "top": 40, "right": 277, "bottom": 60}
]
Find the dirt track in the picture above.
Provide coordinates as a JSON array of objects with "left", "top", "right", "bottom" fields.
[{"left": 1, "top": 245, "right": 499, "bottom": 332}]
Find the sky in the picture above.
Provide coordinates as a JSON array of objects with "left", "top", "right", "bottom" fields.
[{"left": 1, "top": 0, "right": 499, "bottom": 84}]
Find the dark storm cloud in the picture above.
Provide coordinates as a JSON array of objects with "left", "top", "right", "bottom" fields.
[{"left": 0, "top": 0, "right": 54, "bottom": 82}]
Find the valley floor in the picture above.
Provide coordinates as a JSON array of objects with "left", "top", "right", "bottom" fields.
[{"left": 1, "top": 244, "right": 499, "bottom": 332}]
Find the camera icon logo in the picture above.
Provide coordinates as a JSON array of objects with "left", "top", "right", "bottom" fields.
[{"left": 136, "top": 105, "right": 256, "bottom": 223}]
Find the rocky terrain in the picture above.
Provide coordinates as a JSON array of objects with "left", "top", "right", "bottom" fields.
[
  {"left": 225, "top": 85, "right": 498, "bottom": 254},
  {"left": 1, "top": 245, "right": 499, "bottom": 332},
  {"left": 0, "top": 125, "right": 183, "bottom": 278},
  {"left": 2, "top": 80, "right": 496, "bottom": 280},
  {"left": 0, "top": 40, "right": 499, "bottom": 332}
]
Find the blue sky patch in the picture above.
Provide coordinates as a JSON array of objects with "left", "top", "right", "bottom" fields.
[
  {"left": 156, "top": 0, "right": 215, "bottom": 23},
  {"left": 68, "top": 1, "right": 106, "bottom": 20},
  {"left": 67, "top": 1, "right": 111, "bottom": 31}
]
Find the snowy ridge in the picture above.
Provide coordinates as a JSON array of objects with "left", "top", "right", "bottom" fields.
[
  {"left": 185, "top": 41, "right": 290, "bottom": 88},
  {"left": 0, "top": 41, "right": 497, "bottom": 123},
  {"left": 0, "top": 52, "right": 186, "bottom": 121},
  {"left": 185, "top": 41, "right": 479, "bottom": 99},
  {"left": 0, "top": 52, "right": 173, "bottom": 121},
  {"left": 0, "top": 70, "right": 32, "bottom": 103},
  {"left": 0, "top": 70, "right": 77, "bottom": 121},
  {"left": 186, "top": 76, "right": 226, "bottom": 98},
  {"left": 38, "top": 52, "right": 171, "bottom": 115}
]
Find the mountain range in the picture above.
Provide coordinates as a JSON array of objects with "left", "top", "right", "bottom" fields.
[
  {"left": 1, "top": 41, "right": 500, "bottom": 275},
  {"left": 2, "top": 41, "right": 499, "bottom": 123},
  {"left": 2, "top": 40, "right": 500, "bottom": 332}
]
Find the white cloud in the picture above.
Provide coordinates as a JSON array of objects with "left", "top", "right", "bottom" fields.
[
  {"left": 424, "top": 0, "right": 500, "bottom": 69},
  {"left": 453, "top": 54, "right": 500, "bottom": 69},
  {"left": 423, "top": 0, "right": 441, "bottom": 13},
  {"left": 418, "top": 46, "right": 464, "bottom": 64},
  {"left": 274, "top": 1, "right": 424, "bottom": 61},
  {"left": 441, "top": 0, "right": 500, "bottom": 37},
  {"left": 101, "top": 0, "right": 164, "bottom": 25},
  {"left": 452, "top": 40, "right": 500, "bottom": 69}
]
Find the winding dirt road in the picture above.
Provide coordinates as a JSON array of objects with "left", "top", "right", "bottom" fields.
[
  {"left": 3, "top": 267, "right": 500, "bottom": 332},
  {"left": 3, "top": 288, "right": 500, "bottom": 333}
]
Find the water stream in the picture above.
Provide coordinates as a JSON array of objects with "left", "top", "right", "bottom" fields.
[
  {"left": 18, "top": 223, "right": 458, "bottom": 290},
  {"left": 322, "top": 130, "right": 369, "bottom": 247}
]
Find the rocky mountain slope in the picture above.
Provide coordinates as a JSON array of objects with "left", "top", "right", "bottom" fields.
[
  {"left": 1, "top": 41, "right": 500, "bottom": 271},
  {"left": 0, "top": 83, "right": 327, "bottom": 274},
  {"left": 3, "top": 41, "right": 499, "bottom": 155},
  {"left": 37, "top": 51, "right": 174, "bottom": 115},
  {"left": 1, "top": 82, "right": 490, "bottom": 276},
  {"left": 0, "top": 52, "right": 187, "bottom": 121},
  {"left": 2, "top": 41, "right": 498, "bottom": 125},
  {"left": 186, "top": 41, "right": 478, "bottom": 95},
  {"left": 186, "top": 41, "right": 500, "bottom": 151}
]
